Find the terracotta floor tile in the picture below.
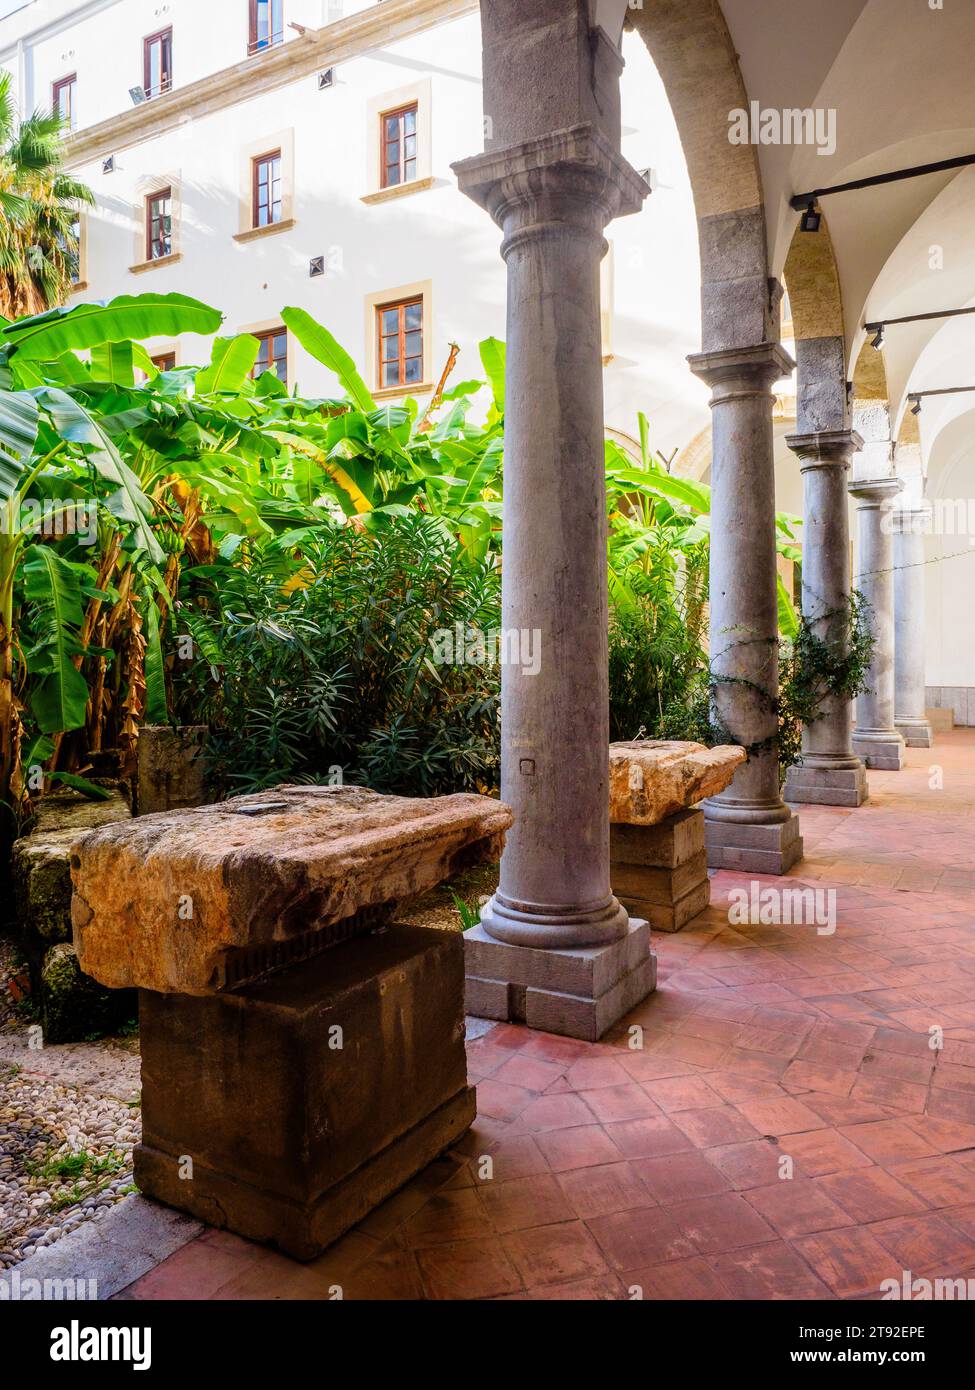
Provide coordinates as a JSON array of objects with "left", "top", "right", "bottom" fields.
[
  {"left": 839, "top": 1119, "right": 940, "bottom": 1165},
  {"left": 737, "top": 1096, "right": 828, "bottom": 1137},
  {"left": 603, "top": 1114, "right": 694, "bottom": 1159},
  {"left": 641, "top": 1074, "right": 723, "bottom": 1112},
  {"left": 707, "top": 1139, "right": 793, "bottom": 1190},
  {"left": 577, "top": 1082, "right": 661, "bottom": 1124},
  {"left": 587, "top": 1206, "right": 697, "bottom": 1271},
  {"left": 563, "top": 1055, "right": 633, "bottom": 1090},
  {"left": 533, "top": 1124, "right": 622, "bottom": 1172},
  {"left": 633, "top": 1149, "right": 731, "bottom": 1204},
  {"left": 482, "top": 1133, "right": 550, "bottom": 1182},
  {"left": 783, "top": 1128, "right": 875, "bottom": 1177},
  {"left": 475, "top": 1078, "right": 537, "bottom": 1123},
  {"left": 671, "top": 1105, "right": 761, "bottom": 1148},
  {"left": 904, "top": 1113, "right": 975, "bottom": 1154},
  {"left": 341, "top": 1243, "right": 426, "bottom": 1301},
  {"left": 743, "top": 1179, "right": 854, "bottom": 1238},
  {"left": 402, "top": 1188, "right": 495, "bottom": 1248},
  {"left": 887, "top": 1156, "right": 975, "bottom": 1209},
  {"left": 710, "top": 1241, "right": 833, "bottom": 1300},
  {"left": 478, "top": 1174, "right": 574, "bottom": 1234},
  {"left": 782, "top": 1059, "right": 857, "bottom": 1097},
  {"left": 626, "top": 1256, "right": 732, "bottom": 1300},
  {"left": 492, "top": 1054, "right": 567, "bottom": 1093},
  {"left": 794, "top": 1227, "right": 903, "bottom": 1298},
  {"left": 869, "top": 1213, "right": 975, "bottom": 1273},
  {"left": 523, "top": 1274, "right": 625, "bottom": 1301},
  {"left": 556, "top": 1161, "right": 653, "bottom": 1220},
  {"left": 818, "top": 1166, "right": 930, "bottom": 1222},
  {"left": 416, "top": 1237, "right": 523, "bottom": 1300},
  {"left": 669, "top": 1192, "right": 778, "bottom": 1253},
  {"left": 851, "top": 1074, "right": 929, "bottom": 1114},
  {"left": 514, "top": 1091, "right": 597, "bottom": 1132},
  {"left": 502, "top": 1221, "right": 608, "bottom": 1289}
]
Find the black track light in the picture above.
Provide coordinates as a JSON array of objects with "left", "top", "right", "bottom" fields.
[{"left": 800, "top": 202, "right": 821, "bottom": 233}]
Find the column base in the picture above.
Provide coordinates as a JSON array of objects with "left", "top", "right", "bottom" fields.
[
  {"left": 896, "top": 718, "right": 933, "bottom": 748},
  {"left": 610, "top": 809, "right": 710, "bottom": 932},
  {"left": 464, "top": 918, "right": 655, "bottom": 1042},
  {"left": 784, "top": 761, "right": 868, "bottom": 808},
  {"left": 704, "top": 811, "right": 803, "bottom": 874},
  {"left": 853, "top": 730, "right": 906, "bottom": 770}
]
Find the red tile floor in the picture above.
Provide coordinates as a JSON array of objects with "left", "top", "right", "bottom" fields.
[{"left": 119, "top": 732, "right": 975, "bottom": 1300}]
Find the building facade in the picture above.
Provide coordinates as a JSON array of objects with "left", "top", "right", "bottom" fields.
[{"left": 0, "top": 0, "right": 717, "bottom": 455}]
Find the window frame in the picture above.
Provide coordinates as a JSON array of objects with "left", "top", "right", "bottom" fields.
[
  {"left": 151, "top": 351, "right": 177, "bottom": 373},
  {"left": 52, "top": 73, "right": 77, "bottom": 129},
  {"left": 248, "top": 0, "right": 284, "bottom": 56},
  {"left": 251, "top": 327, "right": 289, "bottom": 386},
  {"left": 145, "top": 186, "right": 173, "bottom": 263},
  {"left": 376, "top": 296, "right": 423, "bottom": 391},
  {"left": 143, "top": 27, "right": 173, "bottom": 99},
  {"left": 379, "top": 102, "right": 419, "bottom": 191},
  {"left": 251, "top": 150, "right": 283, "bottom": 229}
]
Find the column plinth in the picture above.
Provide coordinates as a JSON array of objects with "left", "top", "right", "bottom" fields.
[
  {"left": 688, "top": 343, "right": 804, "bottom": 874},
  {"left": 783, "top": 430, "right": 868, "bottom": 808},
  {"left": 893, "top": 506, "right": 934, "bottom": 748},
  {"left": 453, "top": 125, "right": 655, "bottom": 1039},
  {"left": 850, "top": 477, "right": 906, "bottom": 769}
]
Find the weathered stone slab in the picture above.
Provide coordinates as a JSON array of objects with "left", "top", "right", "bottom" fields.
[
  {"left": 135, "top": 725, "right": 208, "bottom": 816},
  {"left": 609, "top": 740, "right": 746, "bottom": 826},
  {"left": 71, "top": 785, "right": 512, "bottom": 996},
  {"left": 611, "top": 808, "right": 712, "bottom": 933}
]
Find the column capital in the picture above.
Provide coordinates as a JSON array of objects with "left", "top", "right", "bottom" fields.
[
  {"left": 786, "top": 428, "right": 863, "bottom": 472},
  {"left": 687, "top": 341, "right": 796, "bottom": 392},
  {"left": 452, "top": 123, "right": 648, "bottom": 239},
  {"left": 849, "top": 476, "right": 904, "bottom": 508}
]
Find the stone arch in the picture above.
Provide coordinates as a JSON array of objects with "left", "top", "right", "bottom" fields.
[
  {"left": 782, "top": 213, "right": 848, "bottom": 432},
  {"left": 850, "top": 338, "right": 893, "bottom": 477},
  {"left": 627, "top": 0, "right": 776, "bottom": 352},
  {"left": 783, "top": 216, "right": 844, "bottom": 343}
]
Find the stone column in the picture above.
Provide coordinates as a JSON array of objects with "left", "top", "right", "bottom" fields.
[
  {"left": 452, "top": 5, "right": 655, "bottom": 1040},
  {"left": 849, "top": 478, "right": 906, "bottom": 769},
  {"left": 687, "top": 344, "right": 803, "bottom": 874},
  {"left": 783, "top": 431, "right": 868, "bottom": 807},
  {"left": 893, "top": 506, "right": 934, "bottom": 747}
]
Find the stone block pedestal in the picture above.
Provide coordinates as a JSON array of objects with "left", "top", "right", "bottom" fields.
[
  {"left": 704, "top": 813, "right": 804, "bottom": 875},
  {"left": 464, "top": 918, "right": 655, "bottom": 1043},
  {"left": 135, "top": 926, "right": 474, "bottom": 1262},
  {"left": 784, "top": 761, "right": 868, "bottom": 808},
  {"left": 610, "top": 808, "right": 710, "bottom": 932},
  {"left": 852, "top": 731, "right": 906, "bottom": 771},
  {"left": 896, "top": 718, "right": 933, "bottom": 749}
]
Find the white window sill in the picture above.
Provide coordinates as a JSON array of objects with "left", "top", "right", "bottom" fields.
[
  {"left": 233, "top": 217, "right": 296, "bottom": 244},
  {"left": 129, "top": 252, "right": 183, "bottom": 275},
  {"left": 361, "top": 176, "right": 436, "bottom": 206},
  {"left": 373, "top": 381, "right": 434, "bottom": 401}
]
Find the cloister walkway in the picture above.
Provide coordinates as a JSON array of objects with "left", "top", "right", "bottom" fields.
[{"left": 119, "top": 732, "right": 975, "bottom": 1300}]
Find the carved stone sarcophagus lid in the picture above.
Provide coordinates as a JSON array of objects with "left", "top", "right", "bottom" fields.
[
  {"left": 609, "top": 741, "right": 746, "bottom": 826},
  {"left": 71, "top": 785, "right": 512, "bottom": 996}
]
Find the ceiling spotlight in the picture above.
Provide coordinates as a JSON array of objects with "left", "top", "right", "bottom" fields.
[
  {"left": 870, "top": 326, "right": 885, "bottom": 350},
  {"left": 910, "top": 397, "right": 922, "bottom": 416},
  {"left": 800, "top": 201, "right": 821, "bottom": 233}
]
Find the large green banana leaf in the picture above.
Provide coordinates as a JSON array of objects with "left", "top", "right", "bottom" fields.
[
  {"left": 281, "top": 308, "right": 375, "bottom": 412},
  {"left": 1, "top": 294, "right": 222, "bottom": 362}
]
